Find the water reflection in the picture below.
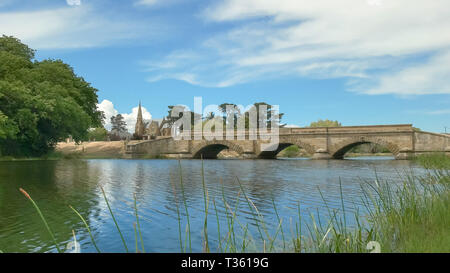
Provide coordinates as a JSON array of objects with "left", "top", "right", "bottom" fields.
[{"left": 0, "top": 158, "right": 423, "bottom": 252}]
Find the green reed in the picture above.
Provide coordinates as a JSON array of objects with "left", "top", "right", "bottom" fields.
[
  {"left": 178, "top": 160, "right": 192, "bottom": 252},
  {"left": 100, "top": 185, "right": 129, "bottom": 253},
  {"left": 69, "top": 205, "right": 101, "bottom": 253},
  {"left": 19, "top": 188, "right": 62, "bottom": 253},
  {"left": 134, "top": 193, "right": 145, "bottom": 253}
]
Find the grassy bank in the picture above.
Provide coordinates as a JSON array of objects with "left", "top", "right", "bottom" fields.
[
  {"left": 414, "top": 153, "right": 450, "bottom": 170},
  {"left": 16, "top": 154, "right": 450, "bottom": 253},
  {"left": 373, "top": 153, "right": 450, "bottom": 252},
  {"left": 0, "top": 151, "right": 85, "bottom": 161}
]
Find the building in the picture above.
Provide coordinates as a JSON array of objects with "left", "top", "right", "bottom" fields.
[
  {"left": 134, "top": 101, "right": 146, "bottom": 139},
  {"left": 134, "top": 102, "right": 170, "bottom": 140}
]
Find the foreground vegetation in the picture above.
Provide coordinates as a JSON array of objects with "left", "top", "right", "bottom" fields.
[{"left": 15, "top": 154, "right": 450, "bottom": 253}]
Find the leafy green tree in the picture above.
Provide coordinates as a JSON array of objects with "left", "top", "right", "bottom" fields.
[
  {"left": 87, "top": 127, "right": 108, "bottom": 141},
  {"left": 310, "top": 119, "right": 342, "bottom": 128},
  {"left": 0, "top": 110, "right": 17, "bottom": 138},
  {"left": 0, "top": 36, "right": 103, "bottom": 156}
]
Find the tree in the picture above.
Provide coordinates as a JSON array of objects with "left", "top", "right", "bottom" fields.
[
  {"left": 0, "top": 36, "right": 103, "bottom": 156},
  {"left": 243, "top": 102, "right": 284, "bottom": 129},
  {"left": 87, "top": 127, "right": 108, "bottom": 141},
  {"left": 160, "top": 105, "right": 202, "bottom": 130},
  {"left": 111, "top": 114, "right": 127, "bottom": 133},
  {"left": 219, "top": 103, "right": 241, "bottom": 128},
  {"left": 0, "top": 111, "right": 18, "bottom": 140},
  {"left": 204, "top": 112, "right": 215, "bottom": 121},
  {"left": 310, "top": 119, "right": 342, "bottom": 128},
  {"left": 109, "top": 114, "right": 128, "bottom": 140}
]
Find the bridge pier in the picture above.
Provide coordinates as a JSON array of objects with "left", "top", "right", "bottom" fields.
[
  {"left": 395, "top": 148, "right": 415, "bottom": 160},
  {"left": 312, "top": 149, "right": 332, "bottom": 160}
]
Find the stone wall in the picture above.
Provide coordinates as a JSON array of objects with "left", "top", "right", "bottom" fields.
[{"left": 415, "top": 132, "right": 450, "bottom": 153}]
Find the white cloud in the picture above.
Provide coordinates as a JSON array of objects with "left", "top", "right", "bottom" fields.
[
  {"left": 145, "top": 0, "right": 450, "bottom": 94},
  {"left": 66, "top": 0, "right": 81, "bottom": 6},
  {"left": 97, "top": 100, "right": 152, "bottom": 132},
  {"left": 363, "top": 50, "right": 450, "bottom": 95},
  {"left": 97, "top": 100, "right": 118, "bottom": 128},
  {"left": 0, "top": 5, "right": 151, "bottom": 49}
]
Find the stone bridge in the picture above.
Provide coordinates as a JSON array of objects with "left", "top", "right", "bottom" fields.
[{"left": 125, "top": 124, "right": 450, "bottom": 160}]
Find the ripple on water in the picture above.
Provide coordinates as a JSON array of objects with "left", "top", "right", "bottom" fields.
[{"left": 0, "top": 158, "right": 424, "bottom": 252}]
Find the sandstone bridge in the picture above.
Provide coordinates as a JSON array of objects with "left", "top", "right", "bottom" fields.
[{"left": 125, "top": 124, "right": 450, "bottom": 160}]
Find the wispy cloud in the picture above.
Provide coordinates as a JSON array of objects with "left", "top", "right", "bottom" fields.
[
  {"left": 134, "top": 0, "right": 186, "bottom": 8},
  {"left": 0, "top": 4, "right": 156, "bottom": 49},
  {"left": 134, "top": 0, "right": 159, "bottom": 6},
  {"left": 66, "top": 0, "right": 81, "bottom": 6},
  {"left": 426, "top": 109, "right": 450, "bottom": 115},
  {"left": 144, "top": 0, "right": 450, "bottom": 94}
]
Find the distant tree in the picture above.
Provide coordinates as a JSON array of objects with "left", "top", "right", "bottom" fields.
[
  {"left": 204, "top": 112, "right": 216, "bottom": 121},
  {"left": 110, "top": 114, "right": 128, "bottom": 140},
  {"left": 160, "top": 106, "right": 182, "bottom": 129},
  {"left": 219, "top": 103, "right": 241, "bottom": 128},
  {"left": 111, "top": 114, "right": 127, "bottom": 133},
  {"left": 310, "top": 119, "right": 342, "bottom": 128},
  {"left": 0, "top": 36, "right": 103, "bottom": 156},
  {"left": 87, "top": 127, "right": 108, "bottom": 141},
  {"left": 243, "top": 102, "right": 284, "bottom": 129},
  {"left": 160, "top": 105, "right": 202, "bottom": 130}
]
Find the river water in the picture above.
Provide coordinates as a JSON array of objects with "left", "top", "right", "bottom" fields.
[{"left": 0, "top": 157, "right": 425, "bottom": 253}]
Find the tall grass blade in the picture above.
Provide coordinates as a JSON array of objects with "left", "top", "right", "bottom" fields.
[
  {"left": 99, "top": 185, "right": 128, "bottom": 253},
  {"left": 201, "top": 156, "right": 210, "bottom": 253},
  {"left": 134, "top": 193, "right": 145, "bottom": 253},
  {"left": 19, "top": 188, "right": 62, "bottom": 253},
  {"left": 178, "top": 160, "right": 192, "bottom": 252},
  {"left": 69, "top": 205, "right": 101, "bottom": 253}
]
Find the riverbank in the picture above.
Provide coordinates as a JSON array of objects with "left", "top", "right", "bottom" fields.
[
  {"left": 0, "top": 141, "right": 128, "bottom": 161},
  {"left": 56, "top": 141, "right": 126, "bottom": 159}
]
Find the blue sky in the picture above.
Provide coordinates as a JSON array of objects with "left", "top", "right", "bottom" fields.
[{"left": 1, "top": 0, "right": 449, "bottom": 132}]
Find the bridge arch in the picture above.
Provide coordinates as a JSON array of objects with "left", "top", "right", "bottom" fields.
[
  {"left": 257, "top": 137, "right": 317, "bottom": 159},
  {"left": 330, "top": 136, "right": 401, "bottom": 159},
  {"left": 191, "top": 140, "right": 245, "bottom": 159}
]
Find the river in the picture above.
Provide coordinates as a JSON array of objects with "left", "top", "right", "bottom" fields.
[{"left": 0, "top": 157, "right": 425, "bottom": 253}]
